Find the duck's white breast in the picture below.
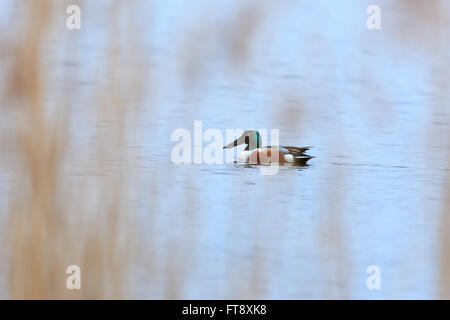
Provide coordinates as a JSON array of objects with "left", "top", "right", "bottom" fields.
[{"left": 238, "top": 149, "right": 261, "bottom": 162}]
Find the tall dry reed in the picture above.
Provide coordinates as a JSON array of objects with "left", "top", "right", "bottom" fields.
[{"left": 3, "top": 0, "right": 141, "bottom": 299}]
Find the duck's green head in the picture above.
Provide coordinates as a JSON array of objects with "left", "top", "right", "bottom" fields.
[{"left": 223, "top": 130, "right": 261, "bottom": 151}]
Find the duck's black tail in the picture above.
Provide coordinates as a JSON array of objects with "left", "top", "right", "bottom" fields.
[{"left": 281, "top": 146, "right": 314, "bottom": 166}]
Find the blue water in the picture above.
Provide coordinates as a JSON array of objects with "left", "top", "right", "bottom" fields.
[{"left": 1, "top": 0, "right": 449, "bottom": 299}]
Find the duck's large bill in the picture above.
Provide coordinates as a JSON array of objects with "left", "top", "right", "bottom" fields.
[
  {"left": 223, "top": 134, "right": 248, "bottom": 149},
  {"left": 223, "top": 139, "right": 239, "bottom": 149}
]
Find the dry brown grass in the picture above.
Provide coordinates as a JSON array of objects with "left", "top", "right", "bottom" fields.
[{"left": 3, "top": 0, "right": 141, "bottom": 299}]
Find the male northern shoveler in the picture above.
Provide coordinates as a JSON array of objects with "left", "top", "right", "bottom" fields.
[{"left": 223, "top": 130, "right": 313, "bottom": 165}]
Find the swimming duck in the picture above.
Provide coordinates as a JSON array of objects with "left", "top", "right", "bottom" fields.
[{"left": 223, "top": 130, "right": 313, "bottom": 165}]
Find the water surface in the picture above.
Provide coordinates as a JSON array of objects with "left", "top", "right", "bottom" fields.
[{"left": 1, "top": 0, "right": 449, "bottom": 299}]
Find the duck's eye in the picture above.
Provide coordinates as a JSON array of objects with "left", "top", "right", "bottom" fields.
[{"left": 244, "top": 136, "right": 249, "bottom": 144}]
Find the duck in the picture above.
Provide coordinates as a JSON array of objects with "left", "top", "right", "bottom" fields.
[{"left": 223, "top": 130, "right": 313, "bottom": 165}]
